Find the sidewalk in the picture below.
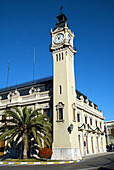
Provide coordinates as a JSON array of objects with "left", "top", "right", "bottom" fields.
[{"left": 82, "top": 151, "right": 113, "bottom": 160}]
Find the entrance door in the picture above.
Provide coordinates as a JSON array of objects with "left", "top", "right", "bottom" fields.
[
  {"left": 78, "top": 135, "right": 81, "bottom": 155},
  {"left": 96, "top": 137, "right": 99, "bottom": 152},
  {"left": 86, "top": 136, "right": 89, "bottom": 154},
  {"left": 91, "top": 137, "right": 94, "bottom": 153}
]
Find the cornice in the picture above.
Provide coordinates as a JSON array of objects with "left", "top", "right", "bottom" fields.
[{"left": 76, "top": 100, "right": 104, "bottom": 120}]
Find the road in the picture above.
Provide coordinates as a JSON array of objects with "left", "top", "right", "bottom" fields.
[{"left": 0, "top": 153, "right": 114, "bottom": 170}]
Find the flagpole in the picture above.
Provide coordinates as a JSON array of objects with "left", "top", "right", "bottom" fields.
[
  {"left": 33, "top": 46, "right": 35, "bottom": 83},
  {"left": 6, "top": 63, "right": 10, "bottom": 88}
]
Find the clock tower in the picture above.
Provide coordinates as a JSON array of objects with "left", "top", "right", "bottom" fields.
[{"left": 50, "top": 12, "right": 81, "bottom": 160}]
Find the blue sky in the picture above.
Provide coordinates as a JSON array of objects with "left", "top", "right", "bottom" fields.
[{"left": 0, "top": 0, "right": 114, "bottom": 121}]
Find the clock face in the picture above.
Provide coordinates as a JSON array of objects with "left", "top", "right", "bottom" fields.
[
  {"left": 54, "top": 33, "right": 64, "bottom": 44},
  {"left": 67, "top": 34, "right": 71, "bottom": 44}
]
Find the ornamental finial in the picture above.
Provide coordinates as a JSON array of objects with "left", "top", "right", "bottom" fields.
[{"left": 60, "top": 6, "right": 64, "bottom": 12}]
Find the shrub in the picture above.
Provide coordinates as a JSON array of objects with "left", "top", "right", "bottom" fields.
[{"left": 39, "top": 148, "right": 53, "bottom": 159}]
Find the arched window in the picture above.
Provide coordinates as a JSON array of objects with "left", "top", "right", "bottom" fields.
[{"left": 56, "top": 102, "right": 64, "bottom": 121}]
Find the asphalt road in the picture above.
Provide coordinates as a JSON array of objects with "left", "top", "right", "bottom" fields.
[{"left": 0, "top": 153, "right": 114, "bottom": 170}]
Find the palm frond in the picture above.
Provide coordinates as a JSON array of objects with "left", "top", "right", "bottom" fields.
[
  {"left": 4, "top": 110, "right": 21, "bottom": 123},
  {"left": 11, "top": 106, "right": 23, "bottom": 121}
]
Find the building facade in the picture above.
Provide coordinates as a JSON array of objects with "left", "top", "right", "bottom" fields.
[
  {"left": 104, "top": 121, "right": 114, "bottom": 146},
  {"left": 0, "top": 12, "right": 106, "bottom": 160}
]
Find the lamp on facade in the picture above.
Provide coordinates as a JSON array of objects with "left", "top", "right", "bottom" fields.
[{"left": 67, "top": 123, "right": 74, "bottom": 134}]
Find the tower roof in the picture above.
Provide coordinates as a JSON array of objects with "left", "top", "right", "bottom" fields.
[
  {"left": 53, "top": 12, "right": 68, "bottom": 31},
  {"left": 56, "top": 12, "right": 67, "bottom": 24}
]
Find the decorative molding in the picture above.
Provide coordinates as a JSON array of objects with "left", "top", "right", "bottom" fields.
[
  {"left": 7, "top": 92, "right": 13, "bottom": 99},
  {"left": 13, "top": 89, "right": 20, "bottom": 97},
  {"left": 80, "top": 96, "right": 84, "bottom": 102},
  {"left": 56, "top": 102, "right": 64, "bottom": 110},
  {"left": 29, "top": 87, "right": 36, "bottom": 95},
  {"left": 85, "top": 99, "right": 89, "bottom": 105},
  {"left": 72, "top": 103, "right": 76, "bottom": 109}
]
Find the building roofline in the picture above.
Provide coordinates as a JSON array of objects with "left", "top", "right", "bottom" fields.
[
  {"left": 0, "top": 76, "right": 53, "bottom": 93},
  {"left": 104, "top": 120, "right": 114, "bottom": 124}
]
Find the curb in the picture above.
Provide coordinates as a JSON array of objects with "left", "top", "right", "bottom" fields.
[{"left": 0, "top": 160, "right": 79, "bottom": 165}]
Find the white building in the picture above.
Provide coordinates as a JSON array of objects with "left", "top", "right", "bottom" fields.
[
  {"left": 104, "top": 121, "right": 114, "bottom": 146},
  {"left": 0, "top": 12, "right": 106, "bottom": 160}
]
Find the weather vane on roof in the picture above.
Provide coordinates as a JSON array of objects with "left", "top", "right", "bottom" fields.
[{"left": 60, "top": 6, "right": 64, "bottom": 12}]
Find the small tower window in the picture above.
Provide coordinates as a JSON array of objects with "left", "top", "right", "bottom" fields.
[
  {"left": 56, "top": 54, "right": 58, "bottom": 61},
  {"left": 59, "top": 53, "right": 61, "bottom": 60},
  {"left": 62, "top": 53, "right": 63, "bottom": 60},
  {"left": 60, "top": 85, "right": 62, "bottom": 94}
]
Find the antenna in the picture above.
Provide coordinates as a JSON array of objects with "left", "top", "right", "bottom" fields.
[
  {"left": 33, "top": 46, "right": 35, "bottom": 83},
  {"left": 6, "top": 62, "right": 10, "bottom": 88}
]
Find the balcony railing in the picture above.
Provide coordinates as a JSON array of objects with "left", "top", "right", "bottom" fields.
[{"left": 0, "top": 91, "right": 52, "bottom": 107}]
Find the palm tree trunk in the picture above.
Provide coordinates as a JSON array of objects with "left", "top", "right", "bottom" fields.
[{"left": 22, "top": 134, "right": 27, "bottom": 159}]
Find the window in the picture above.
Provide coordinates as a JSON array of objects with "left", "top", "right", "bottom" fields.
[
  {"left": 56, "top": 102, "right": 64, "bottom": 121},
  {"left": 2, "top": 115, "right": 6, "bottom": 123},
  {"left": 77, "top": 113, "right": 80, "bottom": 122},
  {"left": 59, "top": 53, "right": 61, "bottom": 60},
  {"left": 44, "top": 109, "right": 49, "bottom": 117},
  {"left": 73, "top": 109, "right": 76, "bottom": 121},
  {"left": 60, "top": 85, "right": 62, "bottom": 94},
  {"left": 58, "top": 108, "right": 63, "bottom": 120},
  {"left": 62, "top": 53, "right": 63, "bottom": 60},
  {"left": 95, "top": 120, "right": 97, "bottom": 127},
  {"left": 85, "top": 116, "right": 87, "bottom": 124},
  {"left": 90, "top": 118, "right": 92, "bottom": 125},
  {"left": 100, "top": 122, "right": 102, "bottom": 129},
  {"left": 56, "top": 54, "right": 58, "bottom": 61}
]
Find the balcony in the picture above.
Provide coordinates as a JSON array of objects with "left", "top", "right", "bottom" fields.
[{"left": 0, "top": 91, "right": 52, "bottom": 108}]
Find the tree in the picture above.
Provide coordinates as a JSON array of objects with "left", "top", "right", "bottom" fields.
[{"left": 0, "top": 106, "right": 52, "bottom": 159}]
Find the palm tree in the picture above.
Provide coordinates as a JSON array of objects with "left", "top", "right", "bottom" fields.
[{"left": 0, "top": 106, "right": 52, "bottom": 159}]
